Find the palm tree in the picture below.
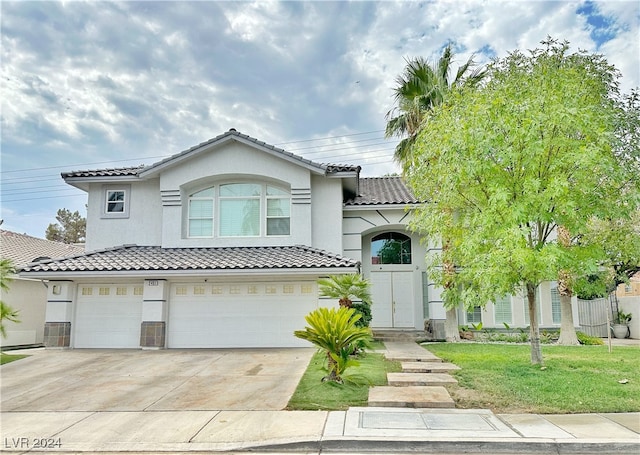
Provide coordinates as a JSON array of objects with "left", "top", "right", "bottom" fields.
[
  {"left": 386, "top": 44, "right": 486, "bottom": 342},
  {"left": 385, "top": 43, "right": 486, "bottom": 165},
  {"left": 0, "top": 259, "right": 20, "bottom": 338},
  {"left": 317, "top": 274, "right": 371, "bottom": 308}
]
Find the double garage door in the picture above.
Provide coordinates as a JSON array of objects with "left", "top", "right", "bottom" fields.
[
  {"left": 167, "top": 281, "right": 317, "bottom": 348},
  {"left": 73, "top": 281, "right": 317, "bottom": 348}
]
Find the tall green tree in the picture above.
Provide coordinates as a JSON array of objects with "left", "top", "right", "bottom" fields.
[
  {"left": 406, "top": 38, "right": 638, "bottom": 364},
  {"left": 0, "top": 259, "right": 20, "bottom": 338},
  {"left": 385, "top": 44, "right": 486, "bottom": 341},
  {"left": 45, "top": 208, "right": 86, "bottom": 244}
]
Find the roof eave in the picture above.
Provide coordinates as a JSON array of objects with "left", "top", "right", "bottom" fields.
[
  {"left": 63, "top": 175, "right": 141, "bottom": 190},
  {"left": 18, "top": 266, "right": 359, "bottom": 280},
  {"left": 343, "top": 203, "right": 422, "bottom": 210}
]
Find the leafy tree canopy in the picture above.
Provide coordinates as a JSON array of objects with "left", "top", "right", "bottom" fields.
[
  {"left": 406, "top": 38, "right": 639, "bottom": 362},
  {"left": 45, "top": 208, "right": 86, "bottom": 244}
]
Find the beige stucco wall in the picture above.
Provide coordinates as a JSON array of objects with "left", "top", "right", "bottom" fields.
[
  {"left": 0, "top": 277, "right": 47, "bottom": 347},
  {"left": 618, "top": 296, "right": 640, "bottom": 339},
  {"left": 85, "top": 179, "right": 162, "bottom": 251}
]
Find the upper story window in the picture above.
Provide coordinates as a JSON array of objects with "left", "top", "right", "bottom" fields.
[
  {"left": 102, "top": 185, "right": 130, "bottom": 218},
  {"left": 371, "top": 232, "right": 412, "bottom": 264},
  {"left": 187, "top": 182, "right": 290, "bottom": 238}
]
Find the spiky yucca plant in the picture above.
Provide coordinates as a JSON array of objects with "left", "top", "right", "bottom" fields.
[{"left": 294, "top": 307, "right": 372, "bottom": 383}]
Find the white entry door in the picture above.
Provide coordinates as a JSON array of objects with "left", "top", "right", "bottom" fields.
[{"left": 370, "top": 271, "right": 415, "bottom": 328}]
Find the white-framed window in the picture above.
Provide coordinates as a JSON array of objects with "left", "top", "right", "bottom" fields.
[
  {"left": 102, "top": 185, "right": 130, "bottom": 218},
  {"left": 219, "top": 183, "right": 261, "bottom": 237},
  {"left": 266, "top": 186, "right": 291, "bottom": 236},
  {"left": 466, "top": 306, "right": 482, "bottom": 324},
  {"left": 550, "top": 283, "right": 561, "bottom": 324},
  {"left": 493, "top": 295, "right": 512, "bottom": 325},
  {"left": 186, "top": 182, "right": 290, "bottom": 238},
  {"left": 188, "top": 187, "right": 215, "bottom": 237}
]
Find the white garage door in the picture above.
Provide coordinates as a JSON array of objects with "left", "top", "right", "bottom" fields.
[
  {"left": 168, "top": 281, "right": 318, "bottom": 348},
  {"left": 74, "top": 284, "right": 143, "bottom": 348}
]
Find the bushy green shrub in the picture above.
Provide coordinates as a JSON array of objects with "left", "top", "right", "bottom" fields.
[
  {"left": 351, "top": 302, "right": 372, "bottom": 328},
  {"left": 576, "top": 331, "right": 605, "bottom": 345}
]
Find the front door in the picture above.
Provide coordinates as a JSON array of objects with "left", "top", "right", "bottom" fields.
[{"left": 370, "top": 271, "right": 415, "bottom": 328}]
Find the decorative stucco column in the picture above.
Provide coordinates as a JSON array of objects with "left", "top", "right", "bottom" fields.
[
  {"left": 43, "top": 280, "right": 75, "bottom": 348},
  {"left": 140, "top": 279, "right": 169, "bottom": 349}
]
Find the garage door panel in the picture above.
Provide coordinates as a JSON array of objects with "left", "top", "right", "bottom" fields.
[
  {"left": 168, "top": 282, "right": 317, "bottom": 348},
  {"left": 74, "top": 285, "right": 143, "bottom": 348}
]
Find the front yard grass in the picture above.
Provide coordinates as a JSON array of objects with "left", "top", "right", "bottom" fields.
[
  {"left": 287, "top": 349, "right": 401, "bottom": 410},
  {"left": 424, "top": 343, "right": 640, "bottom": 414},
  {"left": 1, "top": 352, "right": 28, "bottom": 365}
]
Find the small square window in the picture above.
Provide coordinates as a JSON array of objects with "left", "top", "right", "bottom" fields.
[
  {"left": 175, "top": 286, "right": 187, "bottom": 296},
  {"left": 103, "top": 185, "right": 130, "bottom": 218},
  {"left": 106, "top": 190, "right": 125, "bottom": 213},
  {"left": 283, "top": 285, "right": 294, "bottom": 294},
  {"left": 266, "top": 286, "right": 277, "bottom": 294},
  {"left": 99, "top": 287, "right": 110, "bottom": 296},
  {"left": 230, "top": 286, "right": 241, "bottom": 294},
  {"left": 116, "top": 287, "right": 127, "bottom": 296},
  {"left": 134, "top": 287, "right": 143, "bottom": 296},
  {"left": 194, "top": 286, "right": 205, "bottom": 295},
  {"left": 248, "top": 285, "right": 258, "bottom": 294},
  {"left": 301, "top": 284, "right": 313, "bottom": 294},
  {"left": 82, "top": 287, "right": 93, "bottom": 296}
]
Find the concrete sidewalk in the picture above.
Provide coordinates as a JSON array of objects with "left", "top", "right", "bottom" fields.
[{"left": 1, "top": 407, "right": 639, "bottom": 453}]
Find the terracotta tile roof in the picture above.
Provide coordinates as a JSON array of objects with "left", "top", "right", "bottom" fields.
[
  {"left": 0, "top": 230, "right": 85, "bottom": 267},
  {"left": 345, "top": 177, "right": 421, "bottom": 206},
  {"left": 19, "top": 245, "right": 358, "bottom": 274},
  {"left": 62, "top": 131, "right": 360, "bottom": 179}
]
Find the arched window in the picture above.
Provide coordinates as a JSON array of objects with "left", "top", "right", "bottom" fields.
[
  {"left": 187, "top": 182, "right": 290, "bottom": 238},
  {"left": 371, "top": 232, "right": 412, "bottom": 264}
]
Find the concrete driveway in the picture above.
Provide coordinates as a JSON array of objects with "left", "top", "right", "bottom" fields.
[{"left": 0, "top": 347, "right": 314, "bottom": 412}]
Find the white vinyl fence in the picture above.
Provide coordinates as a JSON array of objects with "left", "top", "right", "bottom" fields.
[{"left": 577, "top": 298, "right": 609, "bottom": 337}]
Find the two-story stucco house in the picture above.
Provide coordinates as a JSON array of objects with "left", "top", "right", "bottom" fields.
[{"left": 20, "top": 130, "right": 578, "bottom": 349}]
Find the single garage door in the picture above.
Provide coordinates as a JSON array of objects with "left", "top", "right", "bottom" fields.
[
  {"left": 168, "top": 281, "right": 318, "bottom": 348},
  {"left": 74, "top": 284, "right": 143, "bottom": 348}
]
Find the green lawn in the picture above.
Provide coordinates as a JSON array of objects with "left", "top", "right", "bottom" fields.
[
  {"left": 287, "top": 350, "right": 401, "bottom": 410},
  {"left": 424, "top": 343, "right": 640, "bottom": 414},
  {"left": 0, "top": 352, "right": 28, "bottom": 365}
]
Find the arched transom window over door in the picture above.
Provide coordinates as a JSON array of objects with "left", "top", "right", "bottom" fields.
[{"left": 371, "top": 232, "right": 412, "bottom": 265}]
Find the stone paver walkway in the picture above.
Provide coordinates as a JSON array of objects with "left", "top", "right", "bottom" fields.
[{"left": 368, "top": 341, "right": 459, "bottom": 408}]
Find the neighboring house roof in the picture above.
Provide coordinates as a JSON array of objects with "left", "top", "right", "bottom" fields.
[
  {"left": 20, "top": 245, "right": 358, "bottom": 276},
  {"left": 0, "top": 230, "right": 85, "bottom": 268},
  {"left": 62, "top": 130, "right": 360, "bottom": 181},
  {"left": 345, "top": 177, "right": 421, "bottom": 206}
]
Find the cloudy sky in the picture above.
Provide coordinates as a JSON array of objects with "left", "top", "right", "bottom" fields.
[{"left": 1, "top": 0, "right": 639, "bottom": 239}]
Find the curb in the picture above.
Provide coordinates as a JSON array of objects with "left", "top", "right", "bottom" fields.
[{"left": 251, "top": 438, "right": 640, "bottom": 454}]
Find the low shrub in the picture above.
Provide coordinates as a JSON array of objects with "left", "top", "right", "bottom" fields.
[{"left": 576, "top": 331, "right": 605, "bottom": 345}]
